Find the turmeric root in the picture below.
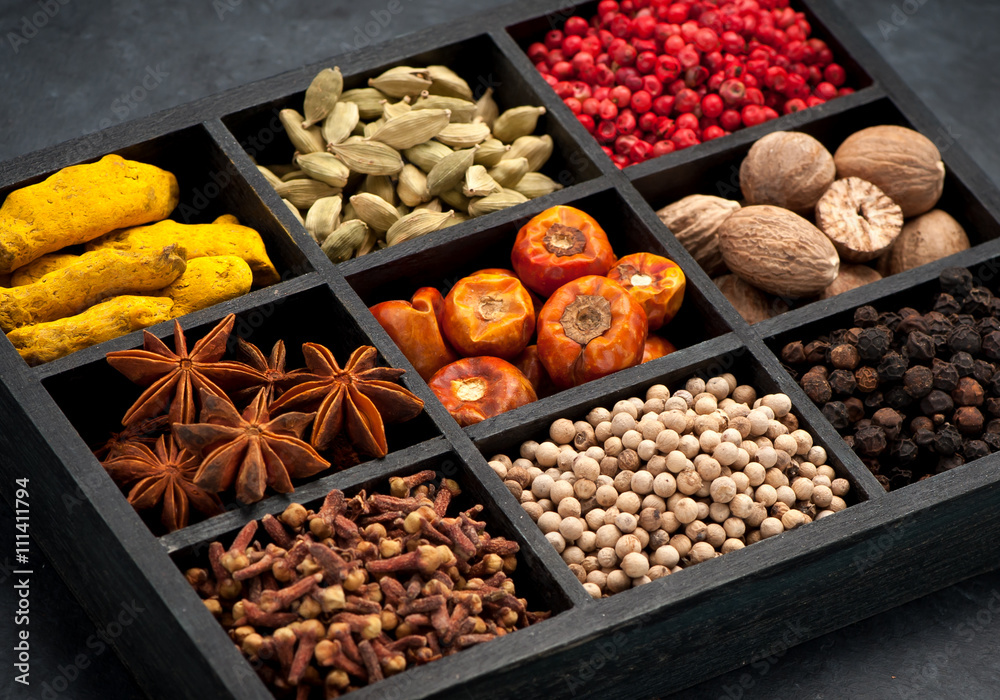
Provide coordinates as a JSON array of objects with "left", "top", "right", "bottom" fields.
[
  {"left": 0, "top": 154, "right": 179, "bottom": 273},
  {"left": 7, "top": 296, "right": 175, "bottom": 366},
  {"left": 158, "top": 255, "right": 253, "bottom": 316},
  {"left": 0, "top": 246, "right": 186, "bottom": 331},
  {"left": 87, "top": 214, "right": 280, "bottom": 287},
  {"left": 10, "top": 253, "right": 80, "bottom": 286}
]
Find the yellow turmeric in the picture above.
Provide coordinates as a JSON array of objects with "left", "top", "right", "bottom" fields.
[
  {"left": 87, "top": 214, "right": 280, "bottom": 287},
  {"left": 0, "top": 154, "right": 179, "bottom": 273},
  {"left": 7, "top": 295, "right": 175, "bottom": 366},
  {"left": 10, "top": 253, "right": 80, "bottom": 286},
  {"left": 158, "top": 255, "right": 253, "bottom": 316},
  {"left": 0, "top": 246, "right": 186, "bottom": 331}
]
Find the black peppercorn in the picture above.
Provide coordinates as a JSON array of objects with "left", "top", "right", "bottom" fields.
[
  {"left": 933, "top": 293, "right": 962, "bottom": 315},
  {"left": 864, "top": 391, "right": 885, "bottom": 411},
  {"left": 933, "top": 424, "right": 963, "bottom": 455},
  {"left": 983, "top": 331, "right": 1000, "bottom": 362},
  {"left": 878, "top": 352, "right": 909, "bottom": 382},
  {"left": 854, "top": 306, "right": 879, "bottom": 328},
  {"left": 875, "top": 473, "right": 891, "bottom": 491},
  {"left": 889, "top": 437, "right": 919, "bottom": 463},
  {"left": 801, "top": 371, "right": 832, "bottom": 405},
  {"left": 978, "top": 317, "right": 1000, "bottom": 336},
  {"left": 939, "top": 267, "right": 974, "bottom": 297},
  {"left": 964, "top": 439, "right": 991, "bottom": 461},
  {"left": 931, "top": 359, "right": 959, "bottom": 391},
  {"left": 878, "top": 311, "right": 902, "bottom": 332},
  {"left": 856, "top": 326, "right": 893, "bottom": 361},
  {"left": 986, "top": 398, "right": 1000, "bottom": 417},
  {"left": 948, "top": 325, "right": 982, "bottom": 355},
  {"left": 844, "top": 397, "right": 866, "bottom": 423},
  {"left": 822, "top": 401, "right": 849, "bottom": 429},
  {"left": 854, "top": 425, "right": 887, "bottom": 455},
  {"left": 913, "top": 428, "right": 936, "bottom": 447},
  {"left": 925, "top": 311, "right": 954, "bottom": 335},
  {"left": 889, "top": 469, "right": 914, "bottom": 490},
  {"left": 953, "top": 406, "right": 985, "bottom": 435},
  {"left": 829, "top": 369, "right": 858, "bottom": 396},
  {"left": 804, "top": 340, "right": 830, "bottom": 364},
  {"left": 964, "top": 287, "right": 994, "bottom": 316},
  {"left": 951, "top": 351, "right": 976, "bottom": 376},
  {"left": 896, "top": 311, "right": 927, "bottom": 335},
  {"left": 920, "top": 390, "right": 954, "bottom": 415},
  {"left": 871, "top": 407, "right": 903, "bottom": 440},
  {"left": 781, "top": 341, "right": 806, "bottom": 364},
  {"left": 937, "top": 453, "right": 966, "bottom": 472},
  {"left": 973, "top": 359, "right": 996, "bottom": 385},
  {"left": 854, "top": 366, "right": 880, "bottom": 393},
  {"left": 885, "top": 386, "right": 913, "bottom": 410},
  {"left": 991, "top": 298, "right": 1000, "bottom": 318},
  {"left": 829, "top": 344, "right": 860, "bottom": 370},
  {"left": 904, "top": 331, "right": 936, "bottom": 362},
  {"left": 902, "top": 365, "right": 934, "bottom": 398},
  {"left": 952, "top": 376, "right": 985, "bottom": 406},
  {"left": 987, "top": 419, "right": 1000, "bottom": 434},
  {"left": 911, "top": 416, "right": 934, "bottom": 432},
  {"left": 982, "top": 431, "right": 1000, "bottom": 451},
  {"left": 843, "top": 434, "right": 855, "bottom": 450},
  {"left": 951, "top": 313, "right": 977, "bottom": 328}
]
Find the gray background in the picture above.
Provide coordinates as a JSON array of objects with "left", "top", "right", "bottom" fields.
[{"left": 1, "top": 0, "right": 999, "bottom": 698}]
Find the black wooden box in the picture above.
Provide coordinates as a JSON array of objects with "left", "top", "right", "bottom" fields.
[{"left": 2, "top": 1, "right": 1000, "bottom": 698}]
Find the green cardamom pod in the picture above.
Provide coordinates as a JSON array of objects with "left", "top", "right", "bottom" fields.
[
  {"left": 305, "top": 195, "right": 343, "bottom": 243},
  {"left": 368, "top": 68, "right": 432, "bottom": 99},
  {"left": 282, "top": 198, "right": 305, "bottom": 225},
  {"left": 467, "top": 190, "right": 528, "bottom": 218},
  {"left": 322, "top": 101, "right": 360, "bottom": 147},
  {"left": 427, "top": 147, "right": 477, "bottom": 196},
  {"left": 397, "top": 164, "right": 431, "bottom": 207},
  {"left": 295, "top": 152, "right": 351, "bottom": 188},
  {"left": 425, "top": 65, "right": 474, "bottom": 101},
  {"left": 302, "top": 67, "right": 343, "bottom": 128},
  {"left": 415, "top": 198, "right": 443, "bottom": 212},
  {"left": 435, "top": 122, "right": 491, "bottom": 149},
  {"left": 511, "top": 171, "right": 564, "bottom": 199},
  {"left": 356, "top": 226, "right": 378, "bottom": 256},
  {"left": 369, "top": 108, "right": 452, "bottom": 150},
  {"left": 340, "top": 88, "right": 390, "bottom": 120},
  {"left": 256, "top": 165, "right": 283, "bottom": 188},
  {"left": 350, "top": 193, "right": 401, "bottom": 233},
  {"left": 439, "top": 186, "right": 471, "bottom": 213},
  {"left": 474, "top": 87, "right": 499, "bottom": 127},
  {"left": 274, "top": 179, "right": 341, "bottom": 210},
  {"left": 382, "top": 96, "right": 412, "bottom": 120},
  {"left": 279, "top": 108, "right": 326, "bottom": 154},
  {"left": 488, "top": 156, "right": 530, "bottom": 188},
  {"left": 492, "top": 105, "right": 547, "bottom": 144},
  {"left": 321, "top": 219, "right": 368, "bottom": 263},
  {"left": 504, "top": 134, "right": 554, "bottom": 172},
  {"left": 413, "top": 94, "right": 476, "bottom": 122},
  {"left": 361, "top": 174, "right": 397, "bottom": 206},
  {"left": 473, "top": 138, "right": 510, "bottom": 167},
  {"left": 462, "top": 164, "right": 503, "bottom": 198},
  {"left": 329, "top": 141, "right": 404, "bottom": 176},
  {"left": 386, "top": 209, "right": 455, "bottom": 246},
  {"left": 403, "top": 140, "right": 453, "bottom": 173}
]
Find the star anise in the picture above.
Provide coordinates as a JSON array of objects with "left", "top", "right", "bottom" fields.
[
  {"left": 268, "top": 344, "right": 424, "bottom": 458},
  {"left": 106, "top": 314, "right": 264, "bottom": 426},
  {"left": 233, "top": 338, "right": 295, "bottom": 407},
  {"left": 92, "top": 415, "right": 169, "bottom": 461},
  {"left": 173, "top": 389, "right": 331, "bottom": 505},
  {"left": 102, "top": 434, "right": 224, "bottom": 532}
]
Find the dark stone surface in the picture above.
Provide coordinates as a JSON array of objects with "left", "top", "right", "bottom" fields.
[{"left": 1, "top": 1, "right": 999, "bottom": 699}]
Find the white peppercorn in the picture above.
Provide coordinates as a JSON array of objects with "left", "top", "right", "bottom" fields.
[
  {"left": 774, "top": 485, "right": 796, "bottom": 508},
  {"left": 522, "top": 502, "right": 543, "bottom": 521},
  {"left": 831, "top": 478, "right": 850, "bottom": 497},
  {"left": 595, "top": 524, "right": 622, "bottom": 549},
  {"left": 760, "top": 517, "right": 784, "bottom": 538},
  {"left": 647, "top": 384, "right": 670, "bottom": 401},
  {"left": 829, "top": 496, "right": 847, "bottom": 512},
  {"left": 695, "top": 502, "right": 711, "bottom": 521},
  {"left": 796, "top": 462, "right": 818, "bottom": 480},
  {"left": 781, "top": 509, "right": 806, "bottom": 530},
  {"left": 745, "top": 502, "right": 768, "bottom": 528},
  {"left": 764, "top": 468, "right": 789, "bottom": 489},
  {"left": 606, "top": 569, "right": 631, "bottom": 593},
  {"left": 596, "top": 546, "right": 618, "bottom": 568},
  {"left": 806, "top": 445, "right": 827, "bottom": 466},
  {"left": 689, "top": 541, "right": 716, "bottom": 563},
  {"left": 621, "top": 429, "right": 642, "bottom": 450},
  {"left": 722, "top": 516, "right": 745, "bottom": 538},
  {"left": 562, "top": 546, "right": 585, "bottom": 564},
  {"left": 817, "top": 465, "right": 836, "bottom": 480},
  {"left": 673, "top": 497, "right": 700, "bottom": 524},
  {"left": 791, "top": 477, "right": 814, "bottom": 501},
  {"left": 706, "top": 522, "right": 727, "bottom": 548},
  {"left": 773, "top": 433, "right": 798, "bottom": 455},
  {"left": 557, "top": 448, "right": 577, "bottom": 471},
  {"left": 557, "top": 496, "right": 582, "bottom": 519},
  {"left": 812, "top": 485, "right": 833, "bottom": 508},
  {"left": 574, "top": 479, "right": 597, "bottom": 501},
  {"left": 545, "top": 531, "right": 566, "bottom": 553},
  {"left": 577, "top": 530, "right": 597, "bottom": 553},
  {"left": 537, "top": 511, "right": 562, "bottom": 534},
  {"left": 660, "top": 511, "right": 681, "bottom": 533},
  {"left": 596, "top": 421, "right": 613, "bottom": 443},
  {"left": 709, "top": 475, "right": 737, "bottom": 503},
  {"left": 696, "top": 457, "right": 722, "bottom": 482},
  {"left": 729, "top": 493, "right": 754, "bottom": 519},
  {"left": 615, "top": 534, "right": 643, "bottom": 559},
  {"left": 695, "top": 394, "right": 718, "bottom": 415},
  {"left": 637, "top": 439, "right": 658, "bottom": 461},
  {"left": 584, "top": 508, "right": 606, "bottom": 531},
  {"left": 572, "top": 455, "right": 601, "bottom": 482},
  {"left": 721, "top": 538, "right": 745, "bottom": 553},
  {"left": 677, "top": 434, "right": 701, "bottom": 458},
  {"left": 583, "top": 582, "right": 603, "bottom": 599},
  {"left": 708, "top": 502, "right": 730, "bottom": 523},
  {"left": 549, "top": 480, "right": 574, "bottom": 504},
  {"left": 669, "top": 533, "right": 692, "bottom": 558},
  {"left": 731, "top": 471, "right": 750, "bottom": 492},
  {"left": 754, "top": 484, "right": 777, "bottom": 507},
  {"left": 676, "top": 470, "right": 703, "bottom": 496},
  {"left": 615, "top": 512, "right": 638, "bottom": 534},
  {"left": 761, "top": 393, "right": 792, "bottom": 417},
  {"left": 559, "top": 517, "right": 585, "bottom": 542},
  {"left": 616, "top": 491, "right": 641, "bottom": 514},
  {"left": 620, "top": 551, "right": 650, "bottom": 578}
]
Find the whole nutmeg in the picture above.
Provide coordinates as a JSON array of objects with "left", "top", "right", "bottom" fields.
[
  {"left": 718, "top": 205, "right": 840, "bottom": 298},
  {"left": 819, "top": 264, "right": 882, "bottom": 299},
  {"left": 880, "top": 210, "right": 970, "bottom": 276},
  {"left": 739, "top": 131, "right": 836, "bottom": 215},
  {"left": 713, "top": 274, "right": 780, "bottom": 324},
  {"left": 815, "top": 177, "right": 903, "bottom": 262},
  {"left": 656, "top": 194, "right": 741, "bottom": 276},
  {"left": 833, "top": 125, "right": 945, "bottom": 217}
]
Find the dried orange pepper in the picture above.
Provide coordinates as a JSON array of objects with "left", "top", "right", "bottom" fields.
[
  {"left": 428, "top": 357, "right": 537, "bottom": 426},
  {"left": 642, "top": 335, "right": 678, "bottom": 363},
  {"left": 537, "top": 275, "right": 647, "bottom": 389},
  {"left": 510, "top": 205, "right": 616, "bottom": 297},
  {"left": 369, "top": 287, "right": 459, "bottom": 381},
  {"left": 442, "top": 273, "right": 535, "bottom": 360},
  {"left": 606, "top": 253, "right": 686, "bottom": 330},
  {"left": 513, "top": 344, "right": 557, "bottom": 399}
]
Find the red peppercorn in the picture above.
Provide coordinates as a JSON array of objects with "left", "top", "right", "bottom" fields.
[
  {"left": 615, "top": 133, "right": 638, "bottom": 155},
  {"left": 581, "top": 36, "right": 603, "bottom": 55},
  {"left": 635, "top": 50, "right": 658, "bottom": 74},
  {"left": 702, "top": 125, "right": 726, "bottom": 140},
  {"left": 552, "top": 61, "right": 575, "bottom": 80},
  {"left": 674, "top": 88, "right": 700, "bottom": 112},
  {"left": 641, "top": 74, "right": 663, "bottom": 96},
  {"left": 652, "top": 140, "right": 675, "bottom": 157},
  {"left": 701, "top": 92, "right": 724, "bottom": 118},
  {"left": 814, "top": 81, "right": 838, "bottom": 100},
  {"left": 721, "top": 30, "right": 745, "bottom": 53},
  {"left": 596, "top": 120, "right": 617, "bottom": 142},
  {"left": 562, "top": 34, "right": 583, "bottom": 57},
  {"left": 783, "top": 97, "right": 807, "bottom": 114},
  {"left": 565, "top": 15, "right": 590, "bottom": 36},
  {"left": 576, "top": 113, "right": 596, "bottom": 133},
  {"left": 609, "top": 13, "right": 632, "bottom": 38},
  {"left": 761, "top": 106, "right": 779, "bottom": 121},
  {"left": 616, "top": 109, "right": 637, "bottom": 134},
  {"left": 741, "top": 104, "right": 766, "bottom": 127},
  {"left": 610, "top": 42, "right": 637, "bottom": 66},
  {"left": 630, "top": 89, "right": 652, "bottom": 112},
  {"left": 675, "top": 112, "right": 699, "bottom": 132},
  {"left": 744, "top": 86, "right": 764, "bottom": 105},
  {"left": 665, "top": 3, "right": 688, "bottom": 23},
  {"left": 634, "top": 13, "right": 657, "bottom": 39},
  {"left": 720, "top": 108, "right": 742, "bottom": 131},
  {"left": 652, "top": 94, "right": 675, "bottom": 116},
  {"left": 629, "top": 138, "right": 653, "bottom": 162},
  {"left": 527, "top": 42, "right": 548, "bottom": 62},
  {"left": 564, "top": 97, "right": 582, "bottom": 114},
  {"left": 719, "top": 78, "right": 745, "bottom": 105},
  {"left": 806, "top": 95, "right": 826, "bottom": 107},
  {"left": 594, "top": 64, "right": 616, "bottom": 86},
  {"left": 677, "top": 43, "right": 701, "bottom": 68},
  {"left": 671, "top": 128, "right": 700, "bottom": 149},
  {"left": 545, "top": 30, "right": 564, "bottom": 50},
  {"left": 824, "top": 63, "right": 846, "bottom": 86},
  {"left": 609, "top": 85, "right": 632, "bottom": 106},
  {"left": 596, "top": 0, "right": 618, "bottom": 18},
  {"left": 684, "top": 65, "right": 709, "bottom": 87},
  {"left": 694, "top": 27, "right": 720, "bottom": 52},
  {"left": 838, "top": 87, "right": 855, "bottom": 97},
  {"left": 637, "top": 110, "right": 658, "bottom": 132},
  {"left": 598, "top": 98, "right": 619, "bottom": 120}
]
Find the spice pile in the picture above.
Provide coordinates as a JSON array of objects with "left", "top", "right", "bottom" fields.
[
  {"left": 370, "top": 205, "right": 685, "bottom": 426},
  {"left": 488, "top": 373, "right": 848, "bottom": 597},
  {"left": 527, "top": 0, "right": 858, "bottom": 167},
  {"left": 258, "top": 65, "right": 562, "bottom": 263},
  {"left": 0, "top": 155, "right": 279, "bottom": 365},
  {"left": 186, "top": 477, "right": 549, "bottom": 697},
  {"left": 781, "top": 267, "right": 1000, "bottom": 490},
  {"left": 656, "top": 125, "right": 965, "bottom": 323},
  {"left": 95, "top": 314, "right": 423, "bottom": 531}
]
